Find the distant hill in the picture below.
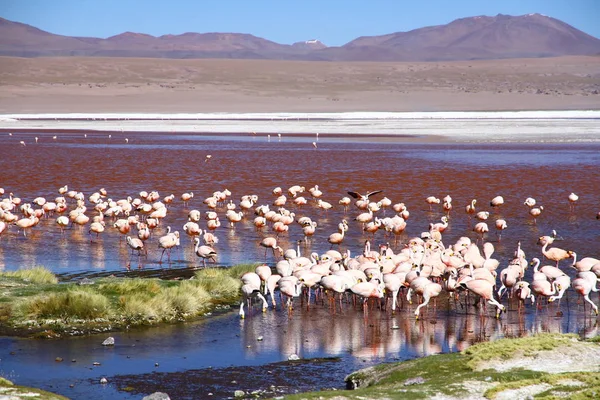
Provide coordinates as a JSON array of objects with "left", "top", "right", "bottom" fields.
[{"left": 1, "top": 13, "right": 599, "bottom": 61}]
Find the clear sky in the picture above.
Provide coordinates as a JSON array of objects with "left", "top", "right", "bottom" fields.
[{"left": 1, "top": 0, "right": 598, "bottom": 46}]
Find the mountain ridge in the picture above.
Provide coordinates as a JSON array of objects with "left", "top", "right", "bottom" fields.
[{"left": 1, "top": 13, "right": 599, "bottom": 61}]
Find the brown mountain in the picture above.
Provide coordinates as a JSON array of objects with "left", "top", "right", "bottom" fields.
[
  {"left": 337, "top": 13, "right": 600, "bottom": 61},
  {"left": 1, "top": 13, "right": 599, "bottom": 61}
]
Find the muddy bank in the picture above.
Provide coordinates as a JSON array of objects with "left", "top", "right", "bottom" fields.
[{"left": 111, "top": 357, "right": 343, "bottom": 399}]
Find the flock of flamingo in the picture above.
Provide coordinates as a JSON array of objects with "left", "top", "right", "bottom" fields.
[{"left": 0, "top": 183, "right": 599, "bottom": 322}]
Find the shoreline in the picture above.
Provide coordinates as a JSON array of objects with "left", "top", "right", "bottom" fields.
[{"left": 1, "top": 110, "right": 599, "bottom": 142}]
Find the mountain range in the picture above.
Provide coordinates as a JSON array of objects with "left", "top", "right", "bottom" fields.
[{"left": 1, "top": 13, "right": 600, "bottom": 61}]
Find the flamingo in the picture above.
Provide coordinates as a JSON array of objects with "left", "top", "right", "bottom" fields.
[
  {"left": 158, "top": 229, "right": 180, "bottom": 263},
  {"left": 320, "top": 275, "right": 350, "bottom": 310},
  {"left": 350, "top": 281, "right": 384, "bottom": 311},
  {"left": 56, "top": 216, "right": 70, "bottom": 234},
  {"left": 288, "top": 185, "right": 305, "bottom": 197},
  {"left": 430, "top": 216, "right": 449, "bottom": 233},
  {"left": 473, "top": 222, "right": 489, "bottom": 243},
  {"left": 278, "top": 277, "right": 303, "bottom": 309},
  {"left": 529, "top": 206, "right": 544, "bottom": 224},
  {"left": 425, "top": 196, "right": 440, "bottom": 211},
  {"left": 202, "top": 229, "right": 218, "bottom": 246},
  {"left": 382, "top": 273, "right": 403, "bottom": 313},
  {"left": 514, "top": 281, "right": 535, "bottom": 310},
  {"left": 539, "top": 240, "right": 575, "bottom": 268},
  {"left": 302, "top": 221, "right": 317, "bottom": 243},
  {"left": 328, "top": 220, "right": 347, "bottom": 248},
  {"left": 490, "top": 196, "right": 504, "bottom": 208},
  {"left": 338, "top": 196, "right": 351, "bottom": 212},
  {"left": 0, "top": 221, "right": 7, "bottom": 239},
  {"left": 465, "top": 199, "right": 477, "bottom": 221},
  {"left": 15, "top": 215, "right": 36, "bottom": 237},
  {"left": 193, "top": 237, "right": 217, "bottom": 267},
  {"left": 347, "top": 190, "right": 382, "bottom": 203},
  {"left": 443, "top": 200, "right": 453, "bottom": 215},
  {"left": 126, "top": 236, "right": 145, "bottom": 266},
  {"left": 459, "top": 278, "right": 506, "bottom": 318},
  {"left": 524, "top": 197, "right": 536, "bottom": 207},
  {"left": 571, "top": 271, "right": 599, "bottom": 315},
  {"left": 260, "top": 237, "right": 283, "bottom": 260},
  {"left": 181, "top": 192, "right": 193, "bottom": 206},
  {"left": 226, "top": 210, "right": 243, "bottom": 229},
  {"left": 183, "top": 221, "right": 202, "bottom": 241},
  {"left": 309, "top": 185, "right": 323, "bottom": 199},
  {"left": 316, "top": 199, "right": 332, "bottom": 212},
  {"left": 414, "top": 281, "right": 443, "bottom": 320},
  {"left": 568, "top": 192, "right": 578, "bottom": 211},
  {"left": 239, "top": 274, "right": 268, "bottom": 319},
  {"left": 255, "top": 264, "right": 273, "bottom": 291},
  {"left": 495, "top": 219, "right": 507, "bottom": 241},
  {"left": 476, "top": 211, "right": 490, "bottom": 221},
  {"left": 88, "top": 221, "right": 105, "bottom": 242}
]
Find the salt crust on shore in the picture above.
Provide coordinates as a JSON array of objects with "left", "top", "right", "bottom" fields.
[{"left": 1, "top": 110, "right": 599, "bottom": 142}]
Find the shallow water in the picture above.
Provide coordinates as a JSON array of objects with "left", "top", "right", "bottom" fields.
[
  {"left": 1, "top": 131, "right": 599, "bottom": 273},
  {"left": 1, "top": 130, "right": 600, "bottom": 399}
]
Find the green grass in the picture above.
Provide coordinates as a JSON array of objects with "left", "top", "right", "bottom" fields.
[
  {"left": 0, "top": 376, "right": 68, "bottom": 399},
  {"left": 1, "top": 266, "right": 58, "bottom": 284},
  {"left": 463, "top": 333, "right": 578, "bottom": 370},
  {"left": 484, "top": 371, "right": 600, "bottom": 399},
  {"left": 0, "top": 264, "right": 260, "bottom": 337},
  {"left": 15, "top": 288, "right": 111, "bottom": 320},
  {"left": 282, "top": 334, "right": 600, "bottom": 400}
]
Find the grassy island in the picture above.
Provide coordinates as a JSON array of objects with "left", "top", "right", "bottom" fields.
[{"left": 0, "top": 265, "right": 257, "bottom": 338}]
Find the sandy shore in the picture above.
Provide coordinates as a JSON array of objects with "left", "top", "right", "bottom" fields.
[
  {"left": 1, "top": 55, "right": 599, "bottom": 142},
  {"left": 0, "top": 55, "right": 599, "bottom": 114}
]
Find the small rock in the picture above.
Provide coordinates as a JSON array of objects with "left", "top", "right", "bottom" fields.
[
  {"left": 257, "top": 336, "right": 264, "bottom": 341},
  {"left": 100, "top": 377, "right": 108, "bottom": 384},
  {"left": 102, "top": 337, "right": 115, "bottom": 346},
  {"left": 79, "top": 278, "right": 95, "bottom": 285},
  {"left": 142, "top": 392, "right": 171, "bottom": 400},
  {"left": 404, "top": 376, "right": 425, "bottom": 386},
  {"left": 55, "top": 357, "right": 63, "bottom": 362},
  {"left": 69, "top": 384, "right": 74, "bottom": 388},
  {"left": 71, "top": 359, "right": 76, "bottom": 363},
  {"left": 288, "top": 354, "right": 300, "bottom": 361},
  {"left": 234, "top": 390, "right": 245, "bottom": 397},
  {"left": 155, "top": 362, "right": 159, "bottom": 367}
]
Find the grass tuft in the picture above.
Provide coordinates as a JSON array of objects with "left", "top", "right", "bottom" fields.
[
  {"left": 1, "top": 266, "right": 58, "bottom": 285},
  {"left": 16, "top": 288, "right": 110, "bottom": 320},
  {"left": 119, "top": 294, "right": 157, "bottom": 320},
  {"left": 0, "top": 377, "right": 13, "bottom": 386},
  {"left": 154, "top": 281, "right": 211, "bottom": 316},
  {"left": 194, "top": 268, "right": 242, "bottom": 303},
  {"left": 226, "top": 263, "right": 261, "bottom": 279},
  {"left": 98, "top": 278, "right": 162, "bottom": 296}
]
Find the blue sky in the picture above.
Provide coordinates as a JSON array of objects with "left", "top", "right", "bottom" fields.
[{"left": 1, "top": 0, "right": 598, "bottom": 46}]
